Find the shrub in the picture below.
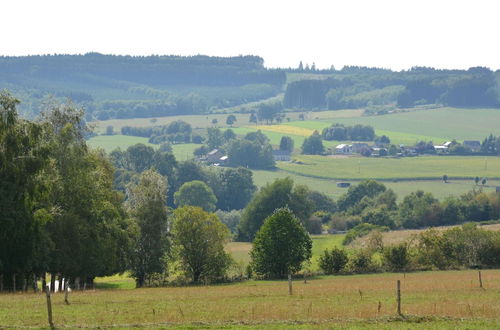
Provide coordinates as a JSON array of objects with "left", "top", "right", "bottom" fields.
[
  {"left": 383, "top": 243, "right": 411, "bottom": 272},
  {"left": 319, "top": 247, "right": 348, "bottom": 274}
]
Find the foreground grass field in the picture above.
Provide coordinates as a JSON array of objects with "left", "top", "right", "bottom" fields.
[{"left": 2, "top": 270, "right": 500, "bottom": 328}]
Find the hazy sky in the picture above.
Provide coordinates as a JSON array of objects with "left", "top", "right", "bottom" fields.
[{"left": 2, "top": 0, "right": 499, "bottom": 70}]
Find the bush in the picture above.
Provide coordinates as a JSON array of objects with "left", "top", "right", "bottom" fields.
[
  {"left": 319, "top": 247, "right": 348, "bottom": 274},
  {"left": 383, "top": 243, "right": 411, "bottom": 272},
  {"left": 348, "top": 249, "right": 377, "bottom": 273},
  {"left": 305, "top": 215, "right": 323, "bottom": 234}
]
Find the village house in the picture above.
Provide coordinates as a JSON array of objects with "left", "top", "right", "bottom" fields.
[
  {"left": 335, "top": 144, "right": 352, "bottom": 154},
  {"left": 205, "top": 149, "right": 225, "bottom": 164}
]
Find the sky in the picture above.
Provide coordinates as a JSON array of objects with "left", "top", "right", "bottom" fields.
[{"left": 1, "top": 0, "right": 499, "bottom": 71}]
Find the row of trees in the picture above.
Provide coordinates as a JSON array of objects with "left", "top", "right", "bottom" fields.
[
  {"left": 327, "top": 180, "right": 500, "bottom": 232},
  {"left": 321, "top": 224, "right": 500, "bottom": 275},
  {"left": 322, "top": 123, "right": 375, "bottom": 141}
]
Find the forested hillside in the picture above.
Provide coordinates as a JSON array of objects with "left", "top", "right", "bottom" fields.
[
  {"left": 1, "top": 54, "right": 499, "bottom": 121},
  {"left": 0, "top": 53, "right": 285, "bottom": 119},
  {"left": 283, "top": 66, "right": 500, "bottom": 111}
]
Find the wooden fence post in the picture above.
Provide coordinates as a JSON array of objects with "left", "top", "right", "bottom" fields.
[
  {"left": 288, "top": 273, "right": 293, "bottom": 295},
  {"left": 45, "top": 286, "right": 54, "bottom": 328},
  {"left": 478, "top": 270, "right": 483, "bottom": 289},
  {"left": 397, "top": 280, "right": 402, "bottom": 316},
  {"left": 64, "top": 279, "right": 70, "bottom": 305}
]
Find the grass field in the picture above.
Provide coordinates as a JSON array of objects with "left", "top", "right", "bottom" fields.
[
  {"left": 87, "top": 135, "right": 199, "bottom": 161},
  {"left": 87, "top": 134, "right": 155, "bottom": 153},
  {"left": 278, "top": 155, "right": 500, "bottom": 180},
  {"left": 2, "top": 270, "right": 500, "bottom": 328},
  {"left": 252, "top": 169, "right": 500, "bottom": 200}
]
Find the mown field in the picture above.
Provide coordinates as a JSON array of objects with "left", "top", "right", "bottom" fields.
[
  {"left": 252, "top": 169, "right": 500, "bottom": 200},
  {"left": 278, "top": 155, "right": 500, "bottom": 180},
  {"left": 87, "top": 135, "right": 198, "bottom": 161},
  {"left": 2, "top": 270, "right": 500, "bottom": 328}
]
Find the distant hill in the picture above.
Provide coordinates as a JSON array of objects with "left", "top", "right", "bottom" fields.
[
  {"left": 1, "top": 54, "right": 499, "bottom": 120},
  {"left": 0, "top": 53, "right": 285, "bottom": 119}
]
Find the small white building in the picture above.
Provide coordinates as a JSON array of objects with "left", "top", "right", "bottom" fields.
[{"left": 335, "top": 144, "right": 352, "bottom": 154}]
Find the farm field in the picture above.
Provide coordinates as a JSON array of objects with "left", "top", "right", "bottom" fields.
[
  {"left": 278, "top": 155, "right": 500, "bottom": 180},
  {"left": 251, "top": 169, "right": 500, "bottom": 200},
  {"left": 87, "top": 134, "right": 155, "bottom": 153},
  {"left": 2, "top": 270, "right": 500, "bottom": 328},
  {"left": 87, "top": 135, "right": 198, "bottom": 161},
  {"left": 315, "top": 107, "right": 500, "bottom": 143}
]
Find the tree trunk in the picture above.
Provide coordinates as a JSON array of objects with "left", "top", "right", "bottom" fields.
[
  {"left": 12, "top": 273, "right": 16, "bottom": 293},
  {"left": 41, "top": 272, "right": 47, "bottom": 292},
  {"left": 23, "top": 275, "right": 27, "bottom": 292},
  {"left": 58, "top": 275, "right": 63, "bottom": 292},
  {"left": 33, "top": 274, "right": 39, "bottom": 293},
  {"left": 0, "top": 273, "right": 3, "bottom": 292},
  {"left": 50, "top": 273, "right": 56, "bottom": 293},
  {"left": 74, "top": 277, "right": 80, "bottom": 291}
]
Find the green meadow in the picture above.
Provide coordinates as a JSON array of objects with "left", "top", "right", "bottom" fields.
[
  {"left": 251, "top": 169, "right": 500, "bottom": 200},
  {"left": 278, "top": 155, "right": 500, "bottom": 180}
]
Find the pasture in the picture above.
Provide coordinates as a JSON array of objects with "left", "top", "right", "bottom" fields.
[
  {"left": 2, "top": 270, "right": 500, "bottom": 328},
  {"left": 278, "top": 155, "right": 500, "bottom": 180},
  {"left": 87, "top": 135, "right": 198, "bottom": 161},
  {"left": 251, "top": 169, "right": 500, "bottom": 200}
]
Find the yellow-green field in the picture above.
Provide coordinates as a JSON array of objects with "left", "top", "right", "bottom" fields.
[
  {"left": 2, "top": 270, "right": 500, "bottom": 328},
  {"left": 278, "top": 155, "right": 500, "bottom": 180}
]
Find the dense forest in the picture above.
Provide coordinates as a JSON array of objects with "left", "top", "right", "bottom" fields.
[
  {"left": 1, "top": 54, "right": 499, "bottom": 122},
  {"left": 0, "top": 53, "right": 285, "bottom": 119}
]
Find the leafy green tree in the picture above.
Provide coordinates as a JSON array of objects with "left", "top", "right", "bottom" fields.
[
  {"left": 319, "top": 247, "right": 348, "bottom": 274},
  {"left": 398, "top": 190, "right": 441, "bottom": 228},
  {"left": 207, "top": 127, "right": 224, "bottom": 149},
  {"left": 125, "top": 144, "right": 156, "bottom": 172},
  {"left": 301, "top": 131, "right": 324, "bottom": 155},
  {"left": 126, "top": 170, "right": 169, "bottom": 287},
  {"left": 250, "top": 208, "right": 312, "bottom": 278},
  {"left": 208, "top": 167, "right": 256, "bottom": 211},
  {"left": 0, "top": 91, "right": 49, "bottom": 291},
  {"left": 222, "top": 129, "right": 236, "bottom": 143},
  {"left": 226, "top": 114, "right": 237, "bottom": 126},
  {"left": 227, "top": 139, "right": 275, "bottom": 169},
  {"left": 42, "top": 101, "right": 132, "bottom": 288},
  {"left": 337, "top": 180, "right": 387, "bottom": 211},
  {"left": 172, "top": 206, "right": 231, "bottom": 283},
  {"left": 237, "top": 178, "right": 314, "bottom": 241},
  {"left": 279, "top": 136, "right": 294, "bottom": 152},
  {"left": 174, "top": 180, "right": 217, "bottom": 212}
]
